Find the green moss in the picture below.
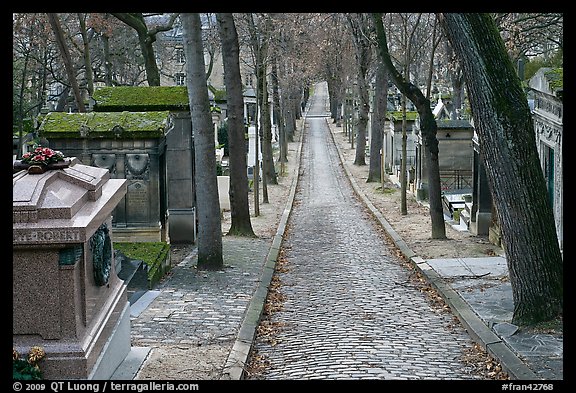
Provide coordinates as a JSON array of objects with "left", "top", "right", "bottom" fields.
[
  {"left": 436, "top": 119, "right": 473, "bottom": 129},
  {"left": 93, "top": 86, "right": 190, "bottom": 112},
  {"left": 386, "top": 111, "right": 419, "bottom": 122},
  {"left": 376, "top": 186, "right": 396, "bottom": 194},
  {"left": 38, "top": 111, "right": 170, "bottom": 139},
  {"left": 208, "top": 85, "right": 227, "bottom": 102},
  {"left": 114, "top": 241, "right": 171, "bottom": 289}
]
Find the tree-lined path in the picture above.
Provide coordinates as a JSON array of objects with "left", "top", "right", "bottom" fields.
[{"left": 248, "top": 81, "right": 483, "bottom": 380}]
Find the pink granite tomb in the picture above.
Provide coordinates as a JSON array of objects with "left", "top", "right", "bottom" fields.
[{"left": 13, "top": 157, "right": 130, "bottom": 379}]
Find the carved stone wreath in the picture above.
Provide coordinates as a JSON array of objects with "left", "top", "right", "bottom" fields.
[{"left": 90, "top": 223, "right": 112, "bottom": 286}]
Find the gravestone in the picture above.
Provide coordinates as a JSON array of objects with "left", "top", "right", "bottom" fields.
[
  {"left": 414, "top": 118, "right": 474, "bottom": 199},
  {"left": 13, "top": 158, "right": 130, "bottom": 379}
]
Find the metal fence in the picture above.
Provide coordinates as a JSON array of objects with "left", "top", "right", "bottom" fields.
[{"left": 440, "top": 170, "right": 473, "bottom": 191}]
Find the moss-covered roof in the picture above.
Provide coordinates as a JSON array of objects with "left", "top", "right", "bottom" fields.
[
  {"left": 386, "top": 111, "right": 419, "bottom": 122},
  {"left": 92, "top": 86, "right": 190, "bottom": 112},
  {"left": 38, "top": 111, "right": 170, "bottom": 139},
  {"left": 436, "top": 119, "right": 473, "bottom": 129}
]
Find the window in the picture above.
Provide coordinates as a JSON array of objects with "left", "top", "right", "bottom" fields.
[
  {"left": 175, "top": 47, "right": 186, "bottom": 64},
  {"left": 175, "top": 73, "right": 186, "bottom": 86},
  {"left": 542, "top": 143, "right": 555, "bottom": 210}
]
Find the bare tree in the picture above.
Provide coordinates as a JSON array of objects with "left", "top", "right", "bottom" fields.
[
  {"left": 346, "top": 13, "right": 372, "bottom": 166},
  {"left": 181, "top": 13, "right": 223, "bottom": 270},
  {"left": 77, "top": 13, "right": 95, "bottom": 96},
  {"left": 493, "top": 13, "right": 563, "bottom": 62},
  {"left": 243, "top": 14, "right": 277, "bottom": 198},
  {"left": 216, "top": 12, "right": 256, "bottom": 237},
  {"left": 88, "top": 13, "right": 145, "bottom": 86},
  {"left": 438, "top": 13, "right": 562, "bottom": 325},
  {"left": 270, "top": 55, "right": 287, "bottom": 167},
  {"left": 373, "top": 13, "right": 446, "bottom": 239},
  {"left": 47, "top": 13, "right": 86, "bottom": 112},
  {"left": 111, "top": 13, "right": 179, "bottom": 86},
  {"left": 367, "top": 60, "right": 388, "bottom": 183}
]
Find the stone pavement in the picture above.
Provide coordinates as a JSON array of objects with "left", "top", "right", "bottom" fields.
[
  {"left": 246, "top": 100, "right": 484, "bottom": 380},
  {"left": 425, "top": 257, "right": 563, "bottom": 380},
  {"left": 112, "top": 110, "right": 304, "bottom": 380},
  {"left": 322, "top": 93, "right": 563, "bottom": 379},
  {"left": 113, "top": 81, "right": 562, "bottom": 382}
]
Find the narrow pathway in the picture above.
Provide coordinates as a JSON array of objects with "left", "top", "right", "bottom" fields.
[{"left": 248, "top": 82, "right": 483, "bottom": 380}]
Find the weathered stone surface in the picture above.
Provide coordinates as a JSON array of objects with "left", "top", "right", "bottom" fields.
[{"left": 13, "top": 159, "right": 129, "bottom": 379}]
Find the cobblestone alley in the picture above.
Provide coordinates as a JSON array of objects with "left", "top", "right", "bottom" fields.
[{"left": 247, "top": 82, "right": 485, "bottom": 380}]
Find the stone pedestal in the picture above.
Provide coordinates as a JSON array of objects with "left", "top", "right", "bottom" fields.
[
  {"left": 218, "top": 176, "right": 230, "bottom": 211},
  {"left": 13, "top": 158, "right": 129, "bottom": 379},
  {"left": 165, "top": 111, "right": 196, "bottom": 244},
  {"left": 470, "top": 144, "right": 493, "bottom": 236}
]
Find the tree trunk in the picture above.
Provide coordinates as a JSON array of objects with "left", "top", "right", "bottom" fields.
[
  {"left": 438, "top": 13, "right": 563, "bottom": 325},
  {"left": 372, "top": 13, "right": 446, "bottom": 239},
  {"left": 55, "top": 86, "right": 71, "bottom": 112},
  {"left": 261, "top": 73, "right": 277, "bottom": 186},
  {"left": 216, "top": 12, "right": 256, "bottom": 237},
  {"left": 252, "top": 15, "right": 276, "bottom": 188},
  {"left": 16, "top": 48, "right": 30, "bottom": 158},
  {"left": 354, "top": 82, "right": 368, "bottom": 166},
  {"left": 367, "top": 61, "right": 388, "bottom": 183},
  {"left": 347, "top": 14, "right": 371, "bottom": 166},
  {"left": 253, "top": 86, "right": 260, "bottom": 217},
  {"left": 137, "top": 29, "right": 160, "bottom": 86},
  {"left": 47, "top": 13, "right": 86, "bottom": 112},
  {"left": 255, "top": 60, "right": 269, "bottom": 203},
  {"left": 425, "top": 17, "right": 440, "bottom": 100},
  {"left": 326, "top": 74, "right": 338, "bottom": 121},
  {"left": 181, "top": 13, "right": 223, "bottom": 270},
  {"left": 401, "top": 90, "right": 408, "bottom": 215},
  {"left": 111, "top": 13, "right": 165, "bottom": 86},
  {"left": 78, "top": 13, "right": 94, "bottom": 96},
  {"left": 271, "top": 58, "right": 287, "bottom": 165},
  {"left": 101, "top": 33, "right": 114, "bottom": 86},
  {"left": 285, "top": 87, "right": 297, "bottom": 142}
]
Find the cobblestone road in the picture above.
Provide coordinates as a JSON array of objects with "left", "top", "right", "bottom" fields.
[
  {"left": 131, "top": 237, "right": 272, "bottom": 379},
  {"left": 248, "top": 83, "right": 483, "bottom": 380}
]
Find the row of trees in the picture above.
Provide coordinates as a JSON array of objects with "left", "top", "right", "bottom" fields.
[
  {"left": 12, "top": 13, "right": 562, "bottom": 326},
  {"left": 13, "top": 12, "right": 315, "bottom": 269},
  {"left": 295, "top": 13, "right": 562, "bottom": 326},
  {"left": 308, "top": 13, "right": 562, "bottom": 326}
]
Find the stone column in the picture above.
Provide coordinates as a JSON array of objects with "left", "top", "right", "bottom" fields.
[
  {"left": 165, "top": 111, "right": 196, "bottom": 243},
  {"left": 470, "top": 148, "right": 492, "bottom": 236}
]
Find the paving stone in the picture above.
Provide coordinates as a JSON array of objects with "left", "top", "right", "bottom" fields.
[{"left": 248, "top": 89, "right": 481, "bottom": 381}]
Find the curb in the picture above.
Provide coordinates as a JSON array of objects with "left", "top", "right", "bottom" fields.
[
  {"left": 220, "top": 112, "right": 307, "bottom": 380},
  {"left": 325, "top": 119, "right": 538, "bottom": 381}
]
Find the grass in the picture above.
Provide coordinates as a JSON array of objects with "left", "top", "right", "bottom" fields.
[
  {"left": 114, "top": 241, "right": 171, "bottom": 289},
  {"left": 375, "top": 185, "right": 397, "bottom": 194}
]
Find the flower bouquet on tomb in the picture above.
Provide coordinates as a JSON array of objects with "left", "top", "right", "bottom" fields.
[{"left": 13, "top": 146, "right": 70, "bottom": 174}]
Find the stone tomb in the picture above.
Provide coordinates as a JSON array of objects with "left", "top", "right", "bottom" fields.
[
  {"left": 91, "top": 87, "right": 197, "bottom": 244},
  {"left": 38, "top": 111, "right": 171, "bottom": 243},
  {"left": 13, "top": 158, "right": 129, "bottom": 379}
]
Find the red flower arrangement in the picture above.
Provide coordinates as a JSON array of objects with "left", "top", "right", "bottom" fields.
[{"left": 21, "top": 146, "right": 65, "bottom": 166}]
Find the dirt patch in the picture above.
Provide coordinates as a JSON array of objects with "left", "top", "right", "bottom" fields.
[{"left": 135, "top": 344, "right": 231, "bottom": 380}]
